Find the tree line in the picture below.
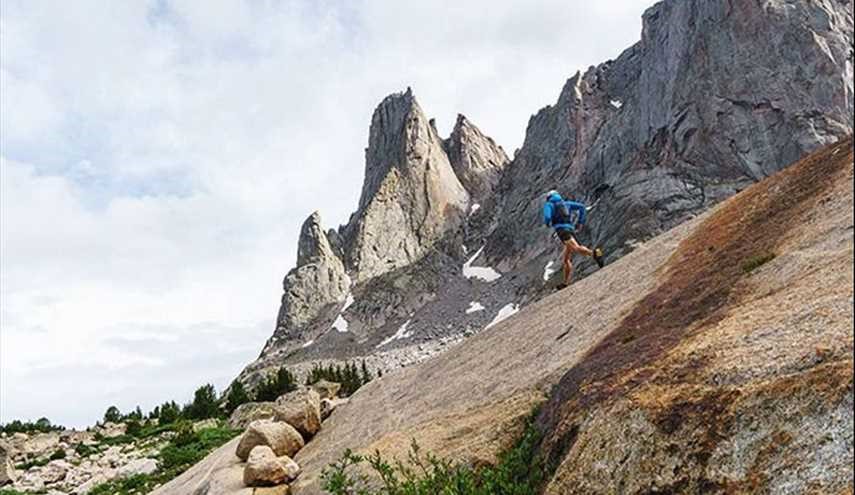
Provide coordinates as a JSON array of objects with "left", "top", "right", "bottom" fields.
[{"left": 98, "top": 360, "right": 378, "bottom": 427}]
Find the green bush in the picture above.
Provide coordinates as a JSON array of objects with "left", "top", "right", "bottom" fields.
[
  {"left": 75, "top": 443, "right": 98, "bottom": 458},
  {"left": 49, "top": 448, "right": 67, "bottom": 460},
  {"left": 88, "top": 473, "right": 155, "bottom": 495},
  {"left": 321, "top": 411, "right": 549, "bottom": 495},
  {"left": 742, "top": 252, "right": 776, "bottom": 274},
  {"left": 0, "top": 489, "right": 29, "bottom": 495}
]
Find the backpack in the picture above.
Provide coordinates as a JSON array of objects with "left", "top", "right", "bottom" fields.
[{"left": 551, "top": 201, "right": 574, "bottom": 226}]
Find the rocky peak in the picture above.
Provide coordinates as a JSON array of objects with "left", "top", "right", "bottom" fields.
[
  {"left": 345, "top": 88, "right": 469, "bottom": 282},
  {"left": 444, "top": 114, "right": 510, "bottom": 203},
  {"left": 296, "top": 212, "right": 336, "bottom": 267},
  {"left": 266, "top": 212, "right": 350, "bottom": 353}
]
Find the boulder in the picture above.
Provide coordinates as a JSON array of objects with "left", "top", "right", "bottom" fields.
[
  {"left": 320, "top": 397, "right": 349, "bottom": 421},
  {"left": 14, "top": 468, "right": 45, "bottom": 492},
  {"left": 22, "top": 432, "right": 60, "bottom": 455},
  {"left": 97, "top": 422, "right": 127, "bottom": 439},
  {"left": 242, "top": 445, "right": 300, "bottom": 487},
  {"left": 274, "top": 388, "right": 322, "bottom": 439},
  {"left": 0, "top": 441, "right": 17, "bottom": 485},
  {"left": 40, "top": 459, "right": 71, "bottom": 484},
  {"left": 235, "top": 421, "right": 304, "bottom": 461},
  {"left": 116, "top": 458, "right": 158, "bottom": 477},
  {"left": 310, "top": 380, "right": 341, "bottom": 400},
  {"left": 229, "top": 402, "right": 281, "bottom": 430},
  {"left": 192, "top": 418, "right": 220, "bottom": 432}
]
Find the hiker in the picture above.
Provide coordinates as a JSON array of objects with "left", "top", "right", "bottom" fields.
[{"left": 543, "top": 190, "right": 604, "bottom": 289}]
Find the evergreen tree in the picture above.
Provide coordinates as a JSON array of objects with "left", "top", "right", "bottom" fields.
[
  {"left": 360, "top": 360, "right": 372, "bottom": 385},
  {"left": 186, "top": 384, "right": 220, "bottom": 419},
  {"left": 224, "top": 381, "right": 251, "bottom": 415},
  {"left": 103, "top": 406, "right": 122, "bottom": 424},
  {"left": 159, "top": 401, "right": 181, "bottom": 424},
  {"left": 255, "top": 366, "right": 298, "bottom": 402}
]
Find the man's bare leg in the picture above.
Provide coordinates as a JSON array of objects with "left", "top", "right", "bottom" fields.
[
  {"left": 562, "top": 243, "right": 574, "bottom": 286},
  {"left": 567, "top": 237, "right": 594, "bottom": 257}
]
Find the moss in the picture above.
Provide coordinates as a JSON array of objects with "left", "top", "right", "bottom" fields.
[{"left": 742, "top": 253, "right": 776, "bottom": 274}]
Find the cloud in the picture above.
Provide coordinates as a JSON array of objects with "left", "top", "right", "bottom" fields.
[{"left": 1, "top": 0, "right": 655, "bottom": 427}]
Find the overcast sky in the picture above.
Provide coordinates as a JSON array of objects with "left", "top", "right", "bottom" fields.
[{"left": 1, "top": 0, "right": 654, "bottom": 428}]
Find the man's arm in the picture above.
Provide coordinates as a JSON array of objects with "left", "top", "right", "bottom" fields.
[
  {"left": 543, "top": 203, "right": 553, "bottom": 226},
  {"left": 567, "top": 201, "right": 587, "bottom": 227}
]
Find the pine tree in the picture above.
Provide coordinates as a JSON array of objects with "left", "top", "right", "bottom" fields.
[
  {"left": 187, "top": 384, "right": 220, "bottom": 419},
  {"left": 224, "top": 381, "right": 251, "bottom": 415},
  {"left": 103, "top": 406, "right": 122, "bottom": 424},
  {"left": 159, "top": 401, "right": 181, "bottom": 424}
]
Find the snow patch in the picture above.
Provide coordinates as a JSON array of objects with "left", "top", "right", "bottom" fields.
[
  {"left": 485, "top": 303, "right": 519, "bottom": 329},
  {"left": 543, "top": 261, "right": 558, "bottom": 281},
  {"left": 462, "top": 246, "right": 501, "bottom": 282},
  {"left": 342, "top": 293, "right": 355, "bottom": 312},
  {"left": 465, "top": 301, "right": 485, "bottom": 314},
  {"left": 301, "top": 340, "right": 314, "bottom": 348},
  {"left": 376, "top": 319, "right": 413, "bottom": 348},
  {"left": 610, "top": 99, "right": 623, "bottom": 109},
  {"left": 469, "top": 203, "right": 481, "bottom": 216},
  {"left": 331, "top": 314, "right": 349, "bottom": 333}
]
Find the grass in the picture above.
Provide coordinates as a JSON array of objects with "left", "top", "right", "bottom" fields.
[
  {"left": 321, "top": 409, "right": 551, "bottom": 495},
  {"left": 86, "top": 422, "right": 240, "bottom": 495},
  {"left": 742, "top": 252, "right": 776, "bottom": 274}
]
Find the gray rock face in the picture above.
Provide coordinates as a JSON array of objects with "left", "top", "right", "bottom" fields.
[
  {"left": 444, "top": 114, "right": 510, "bottom": 204},
  {"left": 487, "top": 0, "right": 854, "bottom": 271},
  {"left": 264, "top": 212, "right": 350, "bottom": 354},
  {"left": 240, "top": 0, "right": 854, "bottom": 400},
  {"left": 344, "top": 88, "right": 469, "bottom": 283}
]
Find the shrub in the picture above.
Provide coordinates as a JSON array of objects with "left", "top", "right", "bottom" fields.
[
  {"left": 49, "top": 448, "right": 67, "bottom": 461},
  {"left": 75, "top": 443, "right": 98, "bottom": 458},
  {"left": 742, "top": 252, "right": 776, "bottom": 274},
  {"left": 321, "top": 410, "right": 550, "bottom": 495}
]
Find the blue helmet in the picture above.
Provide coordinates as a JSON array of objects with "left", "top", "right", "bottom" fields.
[{"left": 546, "top": 190, "right": 563, "bottom": 203}]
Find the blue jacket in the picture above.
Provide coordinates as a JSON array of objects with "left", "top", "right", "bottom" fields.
[{"left": 543, "top": 193, "right": 586, "bottom": 232}]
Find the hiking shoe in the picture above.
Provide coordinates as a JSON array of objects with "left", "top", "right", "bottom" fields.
[
  {"left": 593, "top": 248, "right": 605, "bottom": 268},
  {"left": 556, "top": 283, "right": 568, "bottom": 291}
]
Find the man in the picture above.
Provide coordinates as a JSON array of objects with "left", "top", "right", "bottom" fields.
[{"left": 543, "top": 190, "right": 605, "bottom": 289}]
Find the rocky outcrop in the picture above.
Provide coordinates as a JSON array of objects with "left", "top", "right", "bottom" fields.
[
  {"left": 236, "top": 421, "right": 304, "bottom": 460},
  {"left": 344, "top": 88, "right": 469, "bottom": 283},
  {"left": 286, "top": 138, "right": 854, "bottom": 493},
  {"left": 0, "top": 441, "right": 16, "bottom": 485},
  {"left": 444, "top": 114, "right": 510, "bottom": 204},
  {"left": 264, "top": 212, "right": 350, "bottom": 354},
  {"left": 487, "top": 0, "right": 854, "bottom": 272},
  {"left": 243, "top": 446, "right": 300, "bottom": 487},
  {"left": 235, "top": 0, "right": 854, "bottom": 448}
]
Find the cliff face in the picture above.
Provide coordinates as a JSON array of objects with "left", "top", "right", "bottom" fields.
[
  {"left": 344, "top": 88, "right": 470, "bottom": 284},
  {"left": 242, "top": 0, "right": 854, "bottom": 391},
  {"left": 487, "top": 0, "right": 854, "bottom": 272}
]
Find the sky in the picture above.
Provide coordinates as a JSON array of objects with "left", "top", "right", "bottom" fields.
[{"left": 0, "top": 0, "right": 655, "bottom": 428}]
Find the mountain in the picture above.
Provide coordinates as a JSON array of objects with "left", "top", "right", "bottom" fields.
[
  {"left": 237, "top": 0, "right": 853, "bottom": 390},
  {"left": 154, "top": 136, "right": 854, "bottom": 494}
]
